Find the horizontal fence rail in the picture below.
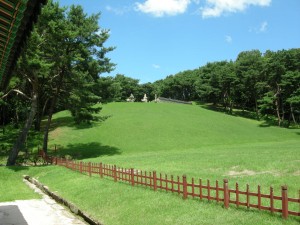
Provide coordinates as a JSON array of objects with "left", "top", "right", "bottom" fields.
[{"left": 46, "top": 156, "right": 300, "bottom": 220}]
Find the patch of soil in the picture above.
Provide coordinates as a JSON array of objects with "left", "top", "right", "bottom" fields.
[
  {"left": 50, "top": 128, "right": 62, "bottom": 139},
  {"left": 228, "top": 170, "right": 257, "bottom": 176},
  {"left": 293, "top": 170, "right": 300, "bottom": 176},
  {"left": 226, "top": 169, "right": 282, "bottom": 177}
]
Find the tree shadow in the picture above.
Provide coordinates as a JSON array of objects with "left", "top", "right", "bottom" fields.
[
  {"left": 52, "top": 142, "right": 121, "bottom": 160},
  {"left": 47, "top": 116, "right": 74, "bottom": 130},
  {"left": 6, "top": 164, "right": 51, "bottom": 172},
  {"left": 0, "top": 128, "right": 19, "bottom": 157},
  {"left": 46, "top": 114, "right": 111, "bottom": 132},
  {"left": 196, "top": 102, "right": 299, "bottom": 130},
  {"left": 196, "top": 102, "right": 258, "bottom": 120},
  {"left": 0, "top": 127, "right": 42, "bottom": 164},
  {"left": 258, "top": 117, "right": 277, "bottom": 128}
]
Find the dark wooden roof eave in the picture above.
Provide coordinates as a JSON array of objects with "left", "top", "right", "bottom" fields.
[{"left": 0, "top": 0, "right": 47, "bottom": 91}]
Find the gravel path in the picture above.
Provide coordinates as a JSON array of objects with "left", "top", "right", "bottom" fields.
[{"left": 0, "top": 179, "right": 87, "bottom": 225}]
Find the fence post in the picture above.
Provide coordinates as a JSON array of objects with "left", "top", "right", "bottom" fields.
[
  {"left": 55, "top": 157, "right": 58, "bottom": 165},
  {"left": 131, "top": 168, "right": 135, "bottom": 186},
  {"left": 99, "top": 163, "right": 103, "bottom": 178},
  {"left": 223, "top": 179, "right": 229, "bottom": 209},
  {"left": 153, "top": 171, "right": 157, "bottom": 191},
  {"left": 258, "top": 185, "right": 261, "bottom": 210},
  {"left": 207, "top": 179, "right": 211, "bottom": 201},
  {"left": 236, "top": 182, "right": 239, "bottom": 207},
  {"left": 114, "top": 165, "right": 117, "bottom": 182},
  {"left": 216, "top": 180, "right": 219, "bottom": 202},
  {"left": 80, "top": 161, "right": 83, "bottom": 173},
  {"left": 88, "top": 162, "right": 91, "bottom": 177},
  {"left": 281, "top": 185, "right": 288, "bottom": 219},
  {"left": 246, "top": 184, "right": 250, "bottom": 208},
  {"left": 270, "top": 186, "right": 274, "bottom": 214},
  {"left": 183, "top": 175, "right": 187, "bottom": 199}
]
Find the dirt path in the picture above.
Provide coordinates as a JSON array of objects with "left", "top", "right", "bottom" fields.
[{"left": 0, "top": 179, "right": 87, "bottom": 225}]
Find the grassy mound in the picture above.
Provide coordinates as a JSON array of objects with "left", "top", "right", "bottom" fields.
[
  {"left": 1, "top": 102, "right": 299, "bottom": 224},
  {"left": 49, "top": 103, "right": 299, "bottom": 190}
]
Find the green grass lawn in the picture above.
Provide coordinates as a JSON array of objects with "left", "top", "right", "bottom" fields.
[
  {"left": 0, "top": 167, "right": 41, "bottom": 202},
  {"left": 49, "top": 103, "right": 299, "bottom": 192},
  {"left": 1, "top": 102, "right": 299, "bottom": 224},
  {"left": 1, "top": 166, "right": 299, "bottom": 225}
]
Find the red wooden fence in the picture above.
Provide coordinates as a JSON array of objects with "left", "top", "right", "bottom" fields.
[{"left": 51, "top": 157, "right": 299, "bottom": 220}]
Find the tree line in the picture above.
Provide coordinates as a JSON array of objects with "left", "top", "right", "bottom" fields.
[{"left": 97, "top": 49, "right": 300, "bottom": 127}]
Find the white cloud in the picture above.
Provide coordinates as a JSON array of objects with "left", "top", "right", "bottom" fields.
[
  {"left": 259, "top": 21, "right": 268, "bottom": 32},
  {"left": 152, "top": 64, "right": 161, "bottom": 69},
  {"left": 106, "top": 5, "right": 130, "bottom": 15},
  {"left": 135, "top": 0, "right": 191, "bottom": 17},
  {"left": 249, "top": 21, "right": 268, "bottom": 33},
  {"left": 201, "top": 0, "right": 272, "bottom": 18},
  {"left": 225, "top": 35, "right": 232, "bottom": 43}
]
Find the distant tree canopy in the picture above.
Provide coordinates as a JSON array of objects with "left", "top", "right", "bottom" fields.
[
  {"left": 157, "top": 49, "right": 300, "bottom": 127},
  {"left": 98, "top": 49, "right": 300, "bottom": 127}
]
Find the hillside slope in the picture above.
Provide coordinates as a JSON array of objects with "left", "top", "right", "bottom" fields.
[
  {"left": 50, "top": 102, "right": 299, "bottom": 152},
  {"left": 48, "top": 103, "right": 299, "bottom": 191}
]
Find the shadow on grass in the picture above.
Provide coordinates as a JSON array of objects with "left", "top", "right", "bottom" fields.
[
  {"left": 0, "top": 127, "right": 42, "bottom": 161},
  {"left": 196, "top": 102, "right": 259, "bottom": 119},
  {"left": 6, "top": 164, "right": 50, "bottom": 172},
  {"left": 258, "top": 117, "right": 278, "bottom": 128},
  {"left": 47, "top": 114, "right": 111, "bottom": 132},
  {"left": 196, "top": 102, "right": 300, "bottom": 130},
  {"left": 53, "top": 142, "right": 121, "bottom": 160},
  {"left": 0, "top": 128, "right": 19, "bottom": 157}
]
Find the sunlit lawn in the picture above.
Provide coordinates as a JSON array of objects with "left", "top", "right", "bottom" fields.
[{"left": 1, "top": 102, "right": 299, "bottom": 224}]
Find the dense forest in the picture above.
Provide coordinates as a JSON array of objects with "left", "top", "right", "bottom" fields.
[
  {"left": 0, "top": 2, "right": 299, "bottom": 165},
  {"left": 98, "top": 49, "right": 300, "bottom": 127}
]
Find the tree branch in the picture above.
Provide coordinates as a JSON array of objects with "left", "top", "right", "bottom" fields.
[{"left": 1, "top": 89, "right": 31, "bottom": 100}]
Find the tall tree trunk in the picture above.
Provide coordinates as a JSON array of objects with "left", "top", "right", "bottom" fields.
[
  {"left": 15, "top": 110, "right": 19, "bottom": 128},
  {"left": 255, "top": 97, "right": 259, "bottom": 120},
  {"left": 6, "top": 93, "right": 37, "bottom": 166},
  {"left": 275, "top": 84, "right": 281, "bottom": 127},
  {"left": 223, "top": 91, "right": 228, "bottom": 111},
  {"left": 2, "top": 105, "right": 5, "bottom": 134},
  {"left": 290, "top": 104, "right": 297, "bottom": 125},
  {"left": 275, "top": 98, "right": 281, "bottom": 127},
  {"left": 34, "top": 107, "right": 41, "bottom": 131},
  {"left": 34, "top": 96, "right": 43, "bottom": 131},
  {"left": 281, "top": 99, "right": 285, "bottom": 124},
  {"left": 43, "top": 70, "right": 64, "bottom": 153},
  {"left": 229, "top": 98, "right": 233, "bottom": 114},
  {"left": 42, "top": 97, "right": 56, "bottom": 153},
  {"left": 42, "top": 98, "right": 49, "bottom": 117}
]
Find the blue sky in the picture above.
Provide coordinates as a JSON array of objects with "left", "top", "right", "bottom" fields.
[{"left": 57, "top": 0, "right": 300, "bottom": 83}]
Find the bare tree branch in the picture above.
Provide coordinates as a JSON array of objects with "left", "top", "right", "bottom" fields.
[
  {"left": 1, "top": 89, "right": 31, "bottom": 100},
  {"left": 23, "top": 73, "right": 34, "bottom": 85}
]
